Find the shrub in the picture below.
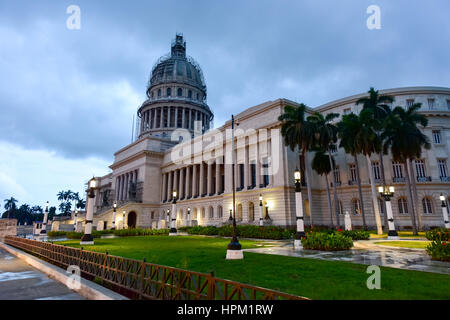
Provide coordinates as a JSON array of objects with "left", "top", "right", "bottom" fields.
[
  {"left": 340, "top": 230, "right": 370, "bottom": 240},
  {"left": 426, "top": 240, "right": 450, "bottom": 262},
  {"left": 425, "top": 228, "right": 450, "bottom": 242},
  {"left": 301, "top": 232, "right": 353, "bottom": 251},
  {"left": 187, "top": 226, "right": 219, "bottom": 235},
  {"left": 217, "top": 225, "right": 293, "bottom": 240},
  {"left": 66, "top": 232, "right": 83, "bottom": 239}
]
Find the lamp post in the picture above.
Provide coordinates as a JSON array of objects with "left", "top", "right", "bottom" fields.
[
  {"left": 294, "top": 168, "right": 305, "bottom": 249},
  {"left": 228, "top": 209, "right": 233, "bottom": 221},
  {"left": 81, "top": 177, "right": 98, "bottom": 244},
  {"left": 226, "top": 114, "right": 243, "bottom": 260},
  {"left": 166, "top": 209, "right": 170, "bottom": 229},
  {"left": 40, "top": 201, "right": 49, "bottom": 235},
  {"left": 111, "top": 202, "right": 117, "bottom": 230},
  {"left": 170, "top": 190, "right": 178, "bottom": 235},
  {"left": 122, "top": 211, "right": 126, "bottom": 229},
  {"left": 378, "top": 185, "right": 399, "bottom": 240},
  {"left": 439, "top": 194, "right": 450, "bottom": 228},
  {"left": 259, "top": 194, "right": 264, "bottom": 226},
  {"left": 187, "top": 207, "right": 191, "bottom": 227},
  {"left": 73, "top": 209, "right": 78, "bottom": 231}
]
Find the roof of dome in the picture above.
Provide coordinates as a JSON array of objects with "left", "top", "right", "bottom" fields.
[{"left": 147, "top": 35, "right": 206, "bottom": 97}]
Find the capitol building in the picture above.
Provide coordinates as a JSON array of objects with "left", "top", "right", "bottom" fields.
[{"left": 57, "top": 35, "right": 450, "bottom": 232}]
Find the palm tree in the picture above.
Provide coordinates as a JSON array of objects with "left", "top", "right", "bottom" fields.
[
  {"left": 382, "top": 103, "right": 430, "bottom": 235},
  {"left": 337, "top": 113, "right": 367, "bottom": 230},
  {"left": 279, "top": 104, "right": 315, "bottom": 227},
  {"left": 312, "top": 150, "right": 335, "bottom": 228},
  {"left": 3, "top": 197, "right": 18, "bottom": 219},
  {"left": 354, "top": 109, "right": 384, "bottom": 234},
  {"left": 356, "top": 87, "right": 394, "bottom": 231},
  {"left": 307, "top": 112, "right": 341, "bottom": 227}
]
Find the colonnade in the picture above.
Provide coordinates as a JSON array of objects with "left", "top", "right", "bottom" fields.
[
  {"left": 141, "top": 106, "right": 210, "bottom": 132},
  {"left": 115, "top": 170, "right": 139, "bottom": 201}
]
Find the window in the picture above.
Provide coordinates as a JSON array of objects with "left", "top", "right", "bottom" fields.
[
  {"left": 248, "top": 203, "right": 254, "bottom": 221},
  {"left": 343, "top": 108, "right": 351, "bottom": 115},
  {"left": 422, "top": 198, "right": 433, "bottom": 215},
  {"left": 157, "top": 89, "right": 161, "bottom": 97},
  {"left": 201, "top": 207, "right": 205, "bottom": 219},
  {"left": 349, "top": 164, "right": 357, "bottom": 182},
  {"left": 209, "top": 207, "right": 214, "bottom": 219},
  {"left": 372, "top": 161, "right": 381, "bottom": 180},
  {"left": 197, "top": 93, "right": 200, "bottom": 100},
  {"left": 218, "top": 206, "right": 223, "bottom": 218},
  {"left": 177, "top": 88, "right": 183, "bottom": 97},
  {"left": 432, "top": 130, "right": 442, "bottom": 144},
  {"left": 351, "top": 199, "right": 361, "bottom": 215},
  {"left": 406, "top": 99, "right": 415, "bottom": 108},
  {"left": 438, "top": 159, "right": 448, "bottom": 178},
  {"left": 188, "top": 90, "right": 192, "bottom": 99},
  {"left": 333, "top": 166, "right": 341, "bottom": 184},
  {"left": 250, "top": 162, "right": 256, "bottom": 187},
  {"left": 447, "top": 100, "right": 450, "bottom": 110},
  {"left": 428, "top": 98, "right": 435, "bottom": 110},
  {"left": 415, "top": 159, "right": 426, "bottom": 178},
  {"left": 392, "top": 161, "right": 403, "bottom": 178},
  {"left": 338, "top": 201, "right": 343, "bottom": 215},
  {"left": 167, "top": 88, "right": 172, "bottom": 96},
  {"left": 398, "top": 198, "right": 408, "bottom": 215},
  {"left": 239, "top": 164, "right": 244, "bottom": 189}
]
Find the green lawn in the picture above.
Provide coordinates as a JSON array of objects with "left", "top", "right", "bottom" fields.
[
  {"left": 374, "top": 241, "right": 430, "bottom": 249},
  {"left": 59, "top": 236, "right": 450, "bottom": 300}
]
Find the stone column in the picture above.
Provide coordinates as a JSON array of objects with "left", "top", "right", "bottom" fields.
[
  {"left": 215, "top": 160, "right": 221, "bottom": 194},
  {"left": 192, "top": 164, "right": 198, "bottom": 197},
  {"left": 179, "top": 168, "right": 184, "bottom": 199},
  {"left": 181, "top": 107, "right": 186, "bottom": 128},
  {"left": 185, "top": 166, "right": 191, "bottom": 198},
  {"left": 199, "top": 162, "right": 205, "bottom": 196},
  {"left": 173, "top": 169, "right": 179, "bottom": 194},
  {"left": 207, "top": 161, "right": 213, "bottom": 196},
  {"left": 174, "top": 107, "right": 178, "bottom": 128}
]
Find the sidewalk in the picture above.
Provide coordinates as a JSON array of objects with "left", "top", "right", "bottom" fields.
[
  {"left": 244, "top": 240, "right": 450, "bottom": 275},
  {"left": 0, "top": 246, "right": 85, "bottom": 300}
]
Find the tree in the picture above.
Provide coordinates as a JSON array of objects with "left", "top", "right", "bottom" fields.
[
  {"left": 3, "top": 197, "right": 18, "bottom": 219},
  {"left": 337, "top": 113, "right": 368, "bottom": 230},
  {"left": 356, "top": 87, "right": 394, "bottom": 231},
  {"left": 312, "top": 150, "right": 334, "bottom": 228},
  {"left": 279, "top": 104, "right": 315, "bottom": 227},
  {"left": 382, "top": 103, "right": 430, "bottom": 235},
  {"left": 307, "top": 112, "right": 341, "bottom": 227}
]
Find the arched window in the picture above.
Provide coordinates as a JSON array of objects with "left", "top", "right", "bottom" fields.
[
  {"left": 188, "top": 90, "right": 192, "bottom": 99},
  {"left": 157, "top": 89, "right": 161, "bottom": 97},
  {"left": 151, "top": 211, "right": 155, "bottom": 219},
  {"left": 209, "top": 206, "right": 214, "bottom": 219},
  {"left": 177, "top": 88, "right": 183, "bottom": 97},
  {"left": 338, "top": 201, "right": 344, "bottom": 215},
  {"left": 237, "top": 204, "right": 243, "bottom": 221},
  {"left": 193, "top": 208, "right": 198, "bottom": 220},
  {"left": 422, "top": 197, "right": 433, "bottom": 215},
  {"left": 398, "top": 198, "right": 408, "bottom": 215},
  {"left": 167, "top": 88, "right": 171, "bottom": 96},
  {"left": 248, "top": 202, "right": 254, "bottom": 221},
  {"left": 351, "top": 199, "right": 361, "bottom": 215},
  {"left": 218, "top": 206, "right": 223, "bottom": 218},
  {"left": 201, "top": 207, "right": 205, "bottom": 219}
]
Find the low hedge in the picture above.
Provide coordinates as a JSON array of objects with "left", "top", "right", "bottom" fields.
[
  {"left": 48, "top": 230, "right": 113, "bottom": 239},
  {"left": 180, "top": 225, "right": 293, "bottom": 240},
  {"left": 340, "top": 230, "right": 370, "bottom": 240},
  {"left": 301, "top": 232, "right": 353, "bottom": 251},
  {"left": 112, "top": 228, "right": 169, "bottom": 237},
  {"left": 47, "top": 231, "right": 67, "bottom": 237}
]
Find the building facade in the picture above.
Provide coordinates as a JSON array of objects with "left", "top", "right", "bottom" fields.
[{"left": 68, "top": 35, "right": 450, "bottom": 232}]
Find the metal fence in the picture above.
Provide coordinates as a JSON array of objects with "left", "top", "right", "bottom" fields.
[{"left": 4, "top": 236, "right": 307, "bottom": 300}]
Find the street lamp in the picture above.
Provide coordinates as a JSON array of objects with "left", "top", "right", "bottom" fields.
[
  {"left": 259, "top": 194, "right": 264, "bottom": 226},
  {"left": 40, "top": 201, "right": 49, "bottom": 235},
  {"left": 294, "top": 167, "right": 305, "bottom": 249},
  {"left": 378, "top": 185, "right": 399, "bottom": 240},
  {"left": 111, "top": 202, "right": 117, "bottom": 230},
  {"left": 170, "top": 190, "right": 178, "bottom": 235},
  {"left": 122, "top": 211, "right": 126, "bottom": 229},
  {"left": 226, "top": 114, "right": 243, "bottom": 260},
  {"left": 81, "top": 177, "right": 98, "bottom": 244},
  {"left": 439, "top": 194, "right": 450, "bottom": 228},
  {"left": 73, "top": 209, "right": 78, "bottom": 231}
]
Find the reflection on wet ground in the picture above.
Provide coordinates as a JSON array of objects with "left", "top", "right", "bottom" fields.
[{"left": 245, "top": 240, "right": 450, "bottom": 275}]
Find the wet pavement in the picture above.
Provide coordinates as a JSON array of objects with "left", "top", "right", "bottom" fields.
[
  {"left": 0, "top": 247, "right": 85, "bottom": 300},
  {"left": 245, "top": 240, "right": 450, "bottom": 275}
]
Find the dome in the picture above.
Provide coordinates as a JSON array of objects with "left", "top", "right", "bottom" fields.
[{"left": 146, "top": 34, "right": 207, "bottom": 98}]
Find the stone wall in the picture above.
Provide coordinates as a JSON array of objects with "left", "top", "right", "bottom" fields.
[{"left": 0, "top": 219, "right": 17, "bottom": 240}]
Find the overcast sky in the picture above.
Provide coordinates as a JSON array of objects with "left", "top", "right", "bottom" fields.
[{"left": 0, "top": 0, "right": 449, "bottom": 210}]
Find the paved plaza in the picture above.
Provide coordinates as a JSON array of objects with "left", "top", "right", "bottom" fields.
[
  {"left": 244, "top": 240, "right": 450, "bottom": 275},
  {"left": 0, "top": 247, "right": 84, "bottom": 300}
]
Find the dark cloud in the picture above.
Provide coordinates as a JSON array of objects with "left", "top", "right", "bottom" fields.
[{"left": 0, "top": 0, "right": 449, "bottom": 160}]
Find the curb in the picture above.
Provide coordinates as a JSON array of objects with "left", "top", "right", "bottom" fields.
[{"left": 0, "top": 242, "right": 128, "bottom": 300}]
